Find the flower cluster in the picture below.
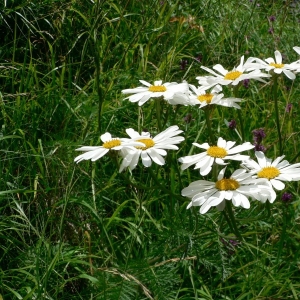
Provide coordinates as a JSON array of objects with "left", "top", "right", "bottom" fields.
[
  {"left": 74, "top": 126, "right": 184, "bottom": 172},
  {"left": 180, "top": 145, "right": 300, "bottom": 214},
  {"left": 74, "top": 47, "right": 300, "bottom": 217},
  {"left": 120, "top": 50, "right": 300, "bottom": 114}
]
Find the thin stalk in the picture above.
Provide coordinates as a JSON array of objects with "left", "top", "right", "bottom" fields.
[
  {"left": 155, "top": 98, "right": 163, "bottom": 131},
  {"left": 204, "top": 107, "right": 214, "bottom": 144},
  {"left": 95, "top": 41, "right": 103, "bottom": 133},
  {"left": 233, "top": 85, "right": 245, "bottom": 141},
  {"left": 222, "top": 209, "right": 235, "bottom": 235},
  {"left": 148, "top": 166, "right": 182, "bottom": 202},
  {"left": 272, "top": 75, "right": 283, "bottom": 155},
  {"left": 225, "top": 201, "right": 243, "bottom": 240},
  {"left": 276, "top": 204, "right": 288, "bottom": 265},
  {"left": 291, "top": 150, "right": 300, "bottom": 163}
]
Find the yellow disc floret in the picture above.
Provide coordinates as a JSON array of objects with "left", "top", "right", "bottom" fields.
[
  {"left": 135, "top": 138, "right": 155, "bottom": 150},
  {"left": 224, "top": 70, "right": 243, "bottom": 80},
  {"left": 197, "top": 93, "right": 213, "bottom": 104},
  {"left": 148, "top": 85, "right": 167, "bottom": 92},
  {"left": 269, "top": 62, "right": 284, "bottom": 68},
  {"left": 102, "top": 139, "right": 121, "bottom": 149},
  {"left": 207, "top": 146, "right": 228, "bottom": 158},
  {"left": 215, "top": 178, "right": 240, "bottom": 191},
  {"left": 257, "top": 166, "right": 280, "bottom": 180}
]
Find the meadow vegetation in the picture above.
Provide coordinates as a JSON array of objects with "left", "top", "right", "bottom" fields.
[{"left": 1, "top": 0, "right": 300, "bottom": 299}]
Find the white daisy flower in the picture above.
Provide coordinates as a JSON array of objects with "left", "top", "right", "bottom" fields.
[
  {"left": 182, "top": 168, "right": 275, "bottom": 214},
  {"left": 250, "top": 50, "right": 299, "bottom": 80},
  {"left": 242, "top": 151, "right": 300, "bottom": 190},
  {"left": 189, "top": 84, "right": 241, "bottom": 109},
  {"left": 74, "top": 132, "right": 144, "bottom": 163},
  {"left": 196, "top": 56, "right": 270, "bottom": 89},
  {"left": 119, "top": 125, "right": 184, "bottom": 172},
  {"left": 178, "top": 137, "right": 254, "bottom": 176},
  {"left": 122, "top": 80, "right": 190, "bottom": 106}
]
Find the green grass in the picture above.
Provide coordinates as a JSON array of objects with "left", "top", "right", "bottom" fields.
[{"left": 1, "top": 0, "right": 300, "bottom": 299}]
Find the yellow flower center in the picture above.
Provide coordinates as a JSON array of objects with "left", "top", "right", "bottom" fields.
[
  {"left": 215, "top": 178, "right": 240, "bottom": 191},
  {"left": 135, "top": 138, "right": 155, "bottom": 150},
  {"left": 206, "top": 146, "right": 228, "bottom": 158},
  {"left": 257, "top": 166, "right": 280, "bottom": 180},
  {"left": 148, "top": 85, "right": 167, "bottom": 92},
  {"left": 197, "top": 93, "right": 213, "bottom": 103},
  {"left": 269, "top": 62, "right": 284, "bottom": 68},
  {"left": 224, "top": 70, "right": 243, "bottom": 80},
  {"left": 102, "top": 139, "right": 121, "bottom": 149}
]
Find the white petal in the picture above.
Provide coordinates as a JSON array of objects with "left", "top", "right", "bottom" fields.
[
  {"left": 213, "top": 64, "right": 228, "bottom": 76},
  {"left": 139, "top": 80, "right": 152, "bottom": 87},
  {"left": 270, "top": 179, "right": 285, "bottom": 190},
  {"left": 274, "top": 50, "right": 282, "bottom": 64},
  {"left": 101, "top": 132, "right": 112, "bottom": 142},
  {"left": 147, "top": 149, "right": 165, "bottom": 165},
  {"left": 141, "top": 151, "right": 152, "bottom": 167},
  {"left": 255, "top": 151, "right": 267, "bottom": 168},
  {"left": 199, "top": 157, "right": 214, "bottom": 176},
  {"left": 283, "top": 69, "right": 296, "bottom": 80},
  {"left": 217, "top": 137, "right": 226, "bottom": 148}
]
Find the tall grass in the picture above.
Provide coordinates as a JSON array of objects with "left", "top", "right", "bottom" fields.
[{"left": 1, "top": 0, "right": 300, "bottom": 299}]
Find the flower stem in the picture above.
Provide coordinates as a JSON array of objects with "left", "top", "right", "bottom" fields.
[
  {"left": 272, "top": 75, "right": 283, "bottom": 155},
  {"left": 204, "top": 107, "right": 214, "bottom": 144},
  {"left": 155, "top": 98, "right": 162, "bottom": 131},
  {"left": 225, "top": 201, "right": 243, "bottom": 240},
  {"left": 233, "top": 85, "right": 244, "bottom": 142}
]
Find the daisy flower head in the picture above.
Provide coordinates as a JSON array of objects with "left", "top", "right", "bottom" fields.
[
  {"left": 189, "top": 84, "right": 241, "bottom": 109},
  {"left": 122, "top": 80, "right": 190, "bottom": 106},
  {"left": 196, "top": 56, "right": 271, "bottom": 89},
  {"left": 250, "top": 50, "right": 300, "bottom": 79},
  {"left": 119, "top": 125, "right": 184, "bottom": 172},
  {"left": 74, "top": 132, "right": 144, "bottom": 163},
  {"left": 182, "top": 168, "right": 275, "bottom": 214},
  {"left": 242, "top": 151, "right": 300, "bottom": 191},
  {"left": 178, "top": 137, "right": 254, "bottom": 176}
]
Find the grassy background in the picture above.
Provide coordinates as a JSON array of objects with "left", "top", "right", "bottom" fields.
[{"left": 1, "top": 0, "right": 300, "bottom": 299}]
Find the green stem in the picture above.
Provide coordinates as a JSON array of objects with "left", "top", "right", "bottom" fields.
[
  {"left": 291, "top": 150, "right": 300, "bottom": 163},
  {"left": 204, "top": 107, "right": 214, "bottom": 144},
  {"left": 276, "top": 204, "right": 288, "bottom": 264},
  {"left": 155, "top": 98, "right": 162, "bottom": 131},
  {"left": 237, "top": 110, "right": 245, "bottom": 142},
  {"left": 225, "top": 201, "right": 243, "bottom": 240},
  {"left": 233, "top": 85, "right": 244, "bottom": 142},
  {"left": 222, "top": 209, "right": 235, "bottom": 235},
  {"left": 148, "top": 166, "right": 183, "bottom": 202},
  {"left": 272, "top": 75, "right": 283, "bottom": 155}
]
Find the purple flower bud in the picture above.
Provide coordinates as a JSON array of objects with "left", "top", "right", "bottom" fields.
[
  {"left": 286, "top": 103, "right": 292, "bottom": 113},
  {"left": 282, "top": 192, "right": 292, "bottom": 202},
  {"left": 195, "top": 54, "right": 202, "bottom": 63},
  {"left": 228, "top": 119, "right": 237, "bottom": 130},
  {"left": 268, "top": 27, "right": 274, "bottom": 34},
  {"left": 252, "top": 128, "right": 266, "bottom": 144},
  {"left": 179, "top": 59, "right": 188, "bottom": 70},
  {"left": 229, "top": 239, "right": 239, "bottom": 247},
  {"left": 269, "top": 15, "right": 276, "bottom": 22},
  {"left": 254, "top": 143, "right": 266, "bottom": 152},
  {"left": 183, "top": 113, "right": 193, "bottom": 124},
  {"left": 243, "top": 79, "right": 250, "bottom": 88}
]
